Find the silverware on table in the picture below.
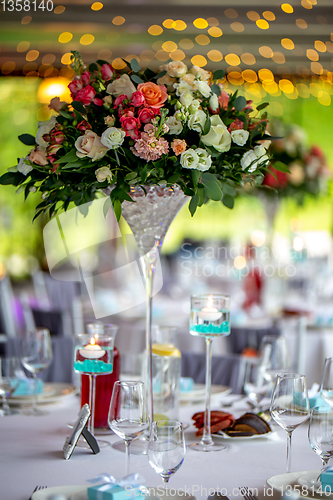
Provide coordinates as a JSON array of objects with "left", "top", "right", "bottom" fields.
[
  {"left": 207, "top": 493, "right": 230, "bottom": 500},
  {"left": 29, "top": 485, "right": 47, "bottom": 500},
  {"left": 239, "top": 486, "right": 258, "bottom": 500}
]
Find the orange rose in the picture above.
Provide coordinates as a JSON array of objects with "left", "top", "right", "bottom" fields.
[{"left": 137, "top": 82, "right": 168, "bottom": 109}]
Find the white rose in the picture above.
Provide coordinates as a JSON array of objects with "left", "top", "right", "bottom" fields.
[
  {"left": 180, "top": 73, "right": 196, "bottom": 87},
  {"left": 190, "top": 66, "right": 210, "bottom": 81},
  {"left": 254, "top": 145, "right": 269, "bottom": 165},
  {"left": 17, "top": 157, "right": 33, "bottom": 175},
  {"left": 75, "top": 130, "right": 108, "bottom": 161},
  {"left": 180, "top": 91, "right": 194, "bottom": 108},
  {"left": 231, "top": 129, "right": 249, "bottom": 147},
  {"left": 188, "top": 99, "right": 200, "bottom": 114},
  {"left": 166, "top": 116, "right": 183, "bottom": 135},
  {"left": 241, "top": 150, "right": 258, "bottom": 173},
  {"left": 35, "top": 116, "right": 57, "bottom": 147},
  {"left": 209, "top": 94, "right": 219, "bottom": 112},
  {"left": 157, "top": 73, "right": 176, "bottom": 90},
  {"left": 180, "top": 149, "right": 199, "bottom": 170},
  {"left": 196, "top": 148, "right": 212, "bottom": 172},
  {"left": 201, "top": 115, "right": 231, "bottom": 152},
  {"left": 106, "top": 74, "right": 136, "bottom": 99},
  {"left": 95, "top": 166, "right": 112, "bottom": 183},
  {"left": 167, "top": 61, "right": 187, "bottom": 78},
  {"left": 194, "top": 80, "right": 211, "bottom": 98},
  {"left": 174, "top": 81, "right": 192, "bottom": 97},
  {"left": 187, "top": 109, "right": 206, "bottom": 133},
  {"left": 101, "top": 127, "right": 126, "bottom": 149}
]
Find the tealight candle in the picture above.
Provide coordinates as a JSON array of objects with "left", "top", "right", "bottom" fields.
[
  {"left": 197, "top": 307, "right": 222, "bottom": 322},
  {"left": 79, "top": 338, "right": 105, "bottom": 359}
]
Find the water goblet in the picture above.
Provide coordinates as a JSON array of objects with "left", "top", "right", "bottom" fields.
[
  {"left": 189, "top": 294, "right": 230, "bottom": 452},
  {"left": 309, "top": 406, "right": 333, "bottom": 469},
  {"left": 0, "top": 357, "right": 21, "bottom": 416},
  {"left": 270, "top": 373, "right": 310, "bottom": 472},
  {"left": 20, "top": 328, "right": 53, "bottom": 416},
  {"left": 320, "top": 358, "right": 333, "bottom": 406},
  {"left": 259, "top": 335, "right": 290, "bottom": 384},
  {"left": 243, "top": 359, "right": 272, "bottom": 413},
  {"left": 108, "top": 381, "right": 148, "bottom": 475},
  {"left": 148, "top": 420, "right": 186, "bottom": 484}
]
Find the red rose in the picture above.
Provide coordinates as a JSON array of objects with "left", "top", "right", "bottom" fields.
[
  {"left": 138, "top": 107, "right": 155, "bottom": 124},
  {"left": 68, "top": 78, "right": 83, "bottom": 98},
  {"left": 131, "top": 91, "right": 146, "bottom": 107},
  {"left": 114, "top": 94, "right": 128, "bottom": 108},
  {"left": 75, "top": 85, "right": 96, "bottom": 105},
  {"left": 101, "top": 64, "right": 113, "bottom": 81},
  {"left": 120, "top": 115, "right": 141, "bottom": 135},
  {"left": 93, "top": 98, "right": 103, "bottom": 106},
  {"left": 81, "top": 71, "right": 91, "bottom": 85},
  {"left": 263, "top": 168, "right": 288, "bottom": 188}
]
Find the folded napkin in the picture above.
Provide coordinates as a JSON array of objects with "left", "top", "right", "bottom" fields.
[
  {"left": 180, "top": 377, "right": 194, "bottom": 393},
  {"left": 308, "top": 383, "right": 330, "bottom": 409},
  {"left": 87, "top": 473, "right": 146, "bottom": 500},
  {"left": 12, "top": 378, "right": 44, "bottom": 396}
]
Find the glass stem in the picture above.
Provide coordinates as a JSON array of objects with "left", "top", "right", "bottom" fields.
[
  {"left": 32, "top": 373, "right": 38, "bottom": 413},
  {"left": 322, "top": 458, "right": 329, "bottom": 468},
  {"left": 2, "top": 392, "right": 10, "bottom": 415},
  {"left": 88, "top": 374, "right": 96, "bottom": 436},
  {"left": 141, "top": 246, "right": 159, "bottom": 428},
  {"left": 201, "top": 337, "right": 214, "bottom": 447},
  {"left": 286, "top": 430, "right": 292, "bottom": 473},
  {"left": 125, "top": 440, "right": 130, "bottom": 475}
]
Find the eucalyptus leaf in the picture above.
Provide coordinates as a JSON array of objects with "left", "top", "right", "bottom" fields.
[
  {"left": 131, "top": 75, "right": 144, "bottom": 85},
  {"left": 201, "top": 176, "right": 222, "bottom": 201},
  {"left": 130, "top": 59, "right": 140, "bottom": 73},
  {"left": 203, "top": 116, "right": 211, "bottom": 135},
  {"left": 189, "top": 194, "right": 199, "bottom": 216},
  {"left": 125, "top": 172, "right": 139, "bottom": 181},
  {"left": 272, "top": 161, "right": 291, "bottom": 173},
  {"left": 113, "top": 199, "right": 122, "bottom": 222},
  {"left": 71, "top": 101, "right": 86, "bottom": 115},
  {"left": 18, "top": 134, "right": 36, "bottom": 146},
  {"left": 222, "top": 183, "right": 236, "bottom": 197},
  {"left": 89, "top": 63, "right": 98, "bottom": 73},
  {"left": 256, "top": 102, "right": 269, "bottom": 111},
  {"left": 213, "top": 69, "right": 225, "bottom": 80},
  {"left": 154, "top": 70, "right": 167, "bottom": 80},
  {"left": 222, "top": 194, "right": 234, "bottom": 209},
  {"left": 211, "top": 84, "right": 221, "bottom": 96},
  {"left": 234, "top": 96, "right": 247, "bottom": 111}
]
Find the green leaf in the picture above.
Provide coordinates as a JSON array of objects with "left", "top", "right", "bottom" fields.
[
  {"left": 18, "top": 133, "right": 36, "bottom": 146},
  {"left": 201, "top": 175, "right": 223, "bottom": 201},
  {"left": 213, "top": 69, "right": 225, "bottom": 80},
  {"left": 168, "top": 173, "right": 180, "bottom": 184},
  {"left": 103, "top": 197, "right": 112, "bottom": 218},
  {"left": 192, "top": 170, "right": 201, "bottom": 186},
  {"left": 144, "top": 68, "right": 155, "bottom": 80},
  {"left": 57, "top": 149, "right": 79, "bottom": 164},
  {"left": 113, "top": 199, "right": 122, "bottom": 222},
  {"left": 256, "top": 102, "right": 269, "bottom": 111},
  {"left": 125, "top": 172, "right": 139, "bottom": 181},
  {"left": 272, "top": 161, "right": 291, "bottom": 173},
  {"left": 62, "top": 161, "right": 83, "bottom": 169},
  {"left": 89, "top": 63, "right": 98, "bottom": 73},
  {"left": 78, "top": 203, "right": 90, "bottom": 217},
  {"left": 59, "top": 110, "right": 73, "bottom": 119},
  {"left": 233, "top": 96, "right": 247, "bottom": 111},
  {"left": 222, "top": 182, "right": 236, "bottom": 197},
  {"left": 211, "top": 84, "right": 221, "bottom": 96},
  {"left": 141, "top": 164, "right": 149, "bottom": 183},
  {"left": 97, "top": 59, "right": 109, "bottom": 66},
  {"left": 71, "top": 101, "right": 86, "bottom": 115},
  {"left": 203, "top": 115, "right": 211, "bottom": 136},
  {"left": 131, "top": 75, "right": 144, "bottom": 85},
  {"left": 189, "top": 194, "right": 199, "bottom": 217},
  {"left": 222, "top": 194, "right": 234, "bottom": 209},
  {"left": 33, "top": 209, "right": 44, "bottom": 222},
  {"left": 154, "top": 70, "right": 167, "bottom": 80},
  {"left": 130, "top": 59, "right": 140, "bottom": 73},
  {"left": 197, "top": 187, "right": 206, "bottom": 206},
  {"left": 0, "top": 172, "right": 25, "bottom": 186},
  {"left": 201, "top": 172, "right": 221, "bottom": 185}
]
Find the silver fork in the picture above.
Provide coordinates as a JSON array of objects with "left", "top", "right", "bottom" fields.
[
  {"left": 239, "top": 486, "right": 258, "bottom": 500},
  {"left": 29, "top": 485, "right": 47, "bottom": 500}
]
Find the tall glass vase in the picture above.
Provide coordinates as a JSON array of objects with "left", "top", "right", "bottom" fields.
[{"left": 117, "top": 184, "right": 188, "bottom": 453}]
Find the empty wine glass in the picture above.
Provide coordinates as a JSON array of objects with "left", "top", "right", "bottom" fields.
[
  {"left": 320, "top": 358, "right": 333, "bottom": 406},
  {"left": 148, "top": 420, "right": 186, "bottom": 484},
  {"left": 20, "top": 328, "right": 53, "bottom": 416},
  {"left": 259, "top": 335, "right": 290, "bottom": 384},
  {"left": 243, "top": 359, "right": 272, "bottom": 413},
  {"left": 309, "top": 406, "right": 333, "bottom": 469},
  {"left": 108, "top": 381, "right": 148, "bottom": 475},
  {"left": 270, "top": 373, "right": 310, "bottom": 472},
  {"left": 0, "top": 357, "right": 21, "bottom": 416}
]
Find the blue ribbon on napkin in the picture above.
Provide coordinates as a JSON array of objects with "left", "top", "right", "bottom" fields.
[{"left": 87, "top": 473, "right": 146, "bottom": 500}]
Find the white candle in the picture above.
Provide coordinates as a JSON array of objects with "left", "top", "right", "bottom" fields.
[
  {"left": 197, "top": 307, "right": 222, "bottom": 322},
  {"left": 79, "top": 338, "right": 105, "bottom": 359}
]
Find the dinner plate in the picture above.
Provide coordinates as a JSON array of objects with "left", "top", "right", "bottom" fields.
[
  {"left": 72, "top": 485, "right": 196, "bottom": 500},
  {"left": 180, "top": 384, "right": 231, "bottom": 403},
  {"left": 267, "top": 470, "right": 333, "bottom": 498},
  {"left": 32, "top": 484, "right": 86, "bottom": 499},
  {"left": 9, "top": 383, "right": 78, "bottom": 406},
  {"left": 214, "top": 430, "right": 279, "bottom": 441}
]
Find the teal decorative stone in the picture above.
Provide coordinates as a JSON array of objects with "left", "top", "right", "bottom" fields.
[
  {"left": 74, "top": 360, "right": 113, "bottom": 374},
  {"left": 190, "top": 321, "right": 230, "bottom": 335}
]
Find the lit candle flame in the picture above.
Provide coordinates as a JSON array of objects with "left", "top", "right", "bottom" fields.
[{"left": 90, "top": 337, "right": 95, "bottom": 346}]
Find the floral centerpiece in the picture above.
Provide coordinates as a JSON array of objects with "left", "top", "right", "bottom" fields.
[
  {"left": 0, "top": 52, "right": 281, "bottom": 220},
  {"left": 262, "top": 119, "right": 331, "bottom": 203}
]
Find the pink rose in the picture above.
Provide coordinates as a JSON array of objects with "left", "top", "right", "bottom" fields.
[
  {"left": 131, "top": 91, "right": 145, "bottom": 107},
  {"left": 218, "top": 91, "right": 229, "bottom": 110},
  {"left": 101, "top": 64, "right": 113, "bottom": 81},
  {"left": 120, "top": 115, "right": 141, "bottom": 136},
  {"left": 127, "top": 129, "right": 141, "bottom": 140},
  {"left": 68, "top": 78, "right": 83, "bottom": 98},
  {"left": 75, "top": 130, "right": 108, "bottom": 161},
  {"left": 93, "top": 98, "right": 103, "bottom": 106},
  {"left": 77, "top": 120, "right": 92, "bottom": 132},
  {"left": 29, "top": 147, "right": 48, "bottom": 166},
  {"left": 114, "top": 94, "right": 128, "bottom": 108},
  {"left": 75, "top": 85, "right": 96, "bottom": 105},
  {"left": 138, "top": 107, "right": 155, "bottom": 124},
  {"left": 81, "top": 71, "right": 91, "bottom": 85},
  {"left": 48, "top": 97, "right": 66, "bottom": 112}
]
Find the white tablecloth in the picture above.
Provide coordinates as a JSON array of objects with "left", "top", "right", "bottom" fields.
[{"left": 0, "top": 392, "right": 322, "bottom": 500}]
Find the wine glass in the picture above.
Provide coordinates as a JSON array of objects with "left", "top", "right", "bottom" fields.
[
  {"left": 309, "top": 406, "right": 333, "bottom": 469},
  {"left": 20, "top": 328, "right": 53, "bottom": 416},
  {"left": 270, "top": 373, "right": 310, "bottom": 472},
  {"left": 148, "top": 420, "right": 186, "bottom": 484},
  {"left": 0, "top": 357, "right": 21, "bottom": 416},
  {"left": 108, "top": 381, "right": 148, "bottom": 475},
  {"left": 243, "top": 359, "right": 272, "bottom": 413},
  {"left": 320, "top": 358, "right": 333, "bottom": 406},
  {"left": 259, "top": 335, "right": 290, "bottom": 384}
]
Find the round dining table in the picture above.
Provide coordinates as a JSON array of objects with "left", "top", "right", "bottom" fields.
[{"left": 0, "top": 388, "right": 323, "bottom": 500}]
